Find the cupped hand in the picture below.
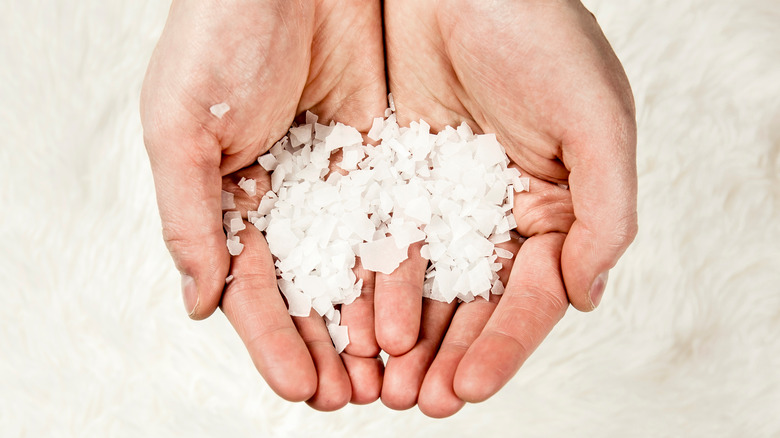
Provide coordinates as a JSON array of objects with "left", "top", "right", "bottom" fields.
[
  {"left": 140, "top": 0, "right": 387, "bottom": 407},
  {"left": 381, "top": 0, "right": 638, "bottom": 416},
  {"left": 221, "top": 164, "right": 383, "bottom": 409}
]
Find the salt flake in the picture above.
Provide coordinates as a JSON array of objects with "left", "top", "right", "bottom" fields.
[{"left": 209, "top": 102, "right": 230, "bottom": 119}]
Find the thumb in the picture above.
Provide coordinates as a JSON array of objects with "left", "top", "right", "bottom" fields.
[
  {"left": 561, "top": 122, "right": 638, "bottom": 311},
  {"left": 144, "top": 126, "right": 229, "bottom": 320}
]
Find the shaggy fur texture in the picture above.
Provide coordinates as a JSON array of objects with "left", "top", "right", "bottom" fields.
[{"left": 2, "top": 0, "right": 779, "bottom": 436}]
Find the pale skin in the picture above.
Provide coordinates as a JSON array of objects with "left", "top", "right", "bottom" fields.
[
  {"left": 141, "top": 0, "right": 637, "bottom": 417},
  {"left": 381, "top": 0, "right": 637, "bottom": 417},
  {"left": 141, "top": 0, "right": 390, "bottom": 409}
]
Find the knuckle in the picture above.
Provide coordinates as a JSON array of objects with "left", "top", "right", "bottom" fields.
[
  {"left": 223, "top": 272, "right": 277, "bottom": 304},
  {"left": 609, "top": 211, "right": 638, "bottom": 249}
]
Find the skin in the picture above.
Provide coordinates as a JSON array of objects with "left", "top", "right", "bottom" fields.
[
  {"left": 381, "top": 0, "right": 638, "bottom": 417},
  {"left": 140, "top": 0, "right": 390, "bottom": 408},
  {"left": 141, "top": 0, "right": 638, "bottom": 417}
]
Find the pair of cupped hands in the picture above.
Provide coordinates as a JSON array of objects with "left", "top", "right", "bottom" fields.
[{"left": 140, "top": 0, "right": 637, "bottom": 418}]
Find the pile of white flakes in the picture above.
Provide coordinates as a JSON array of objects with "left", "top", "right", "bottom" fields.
[{"left": 221, "top": 103, "right": 528, "bottom": 352}]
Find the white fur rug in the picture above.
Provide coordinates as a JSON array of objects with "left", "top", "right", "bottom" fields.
[{"left": 2, "top": 0, "right": 779, "bottom": 436}]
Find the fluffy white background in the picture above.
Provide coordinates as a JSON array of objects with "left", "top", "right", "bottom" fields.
[{"left": 2, "top": 0, "right": 779, "bottom": 436}]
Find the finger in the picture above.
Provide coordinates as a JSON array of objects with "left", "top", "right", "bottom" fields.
[
  {"left": 341, "top": 353, "right": 384, "bottom": 405},
  {"left": 144, "top": 130, "right": 227, "bottom": 320},
  {"left": 331, "top": 257, "right": 382, "bottom": 405},
  {"left": 417, "top": 237, "right": 521, "bottom": 417},
  {"left": 454, "top": 233, "right": 568, "bottom": 403},
  {"left": 326, "top": 144, "right": 383, "bottom": 400},
  {"left": 374, "top": 241, "right": 428, "bottom": 356},
  {"left": 561, "top": 122, "right": 638, "bottom": 310},
  {"left": 220, "top": 219, "right": 317, "bottom": 402},
  {"left": 418, "top": 296, "right": 496, "bottom": 418},
  {"left": 293, "top": 312, "right": 352, "bottom": 411},
  {"left": 381, "top": 299, "right": 456, "bottom": 410},
  {"left": 340, "top": 259, "right": 380, "bottom": 358}
]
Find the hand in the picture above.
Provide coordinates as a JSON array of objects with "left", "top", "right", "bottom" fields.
[
  {"left": 381, "top": 0, "right": 638, "bottom": 416},
  {"left": 140, "top": 0, "right": 387, "bottom": 408}
]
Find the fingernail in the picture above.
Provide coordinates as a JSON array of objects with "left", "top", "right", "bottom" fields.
[
  {"left": 181, "top": 274, "right": 199, "bottom": 316},
  {"left": 589, "top": 271, "right": 609, "bottom": 309}
]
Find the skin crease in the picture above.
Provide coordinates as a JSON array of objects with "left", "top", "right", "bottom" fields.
[
  {"left": 382, "top": 0, "right": 638, "bottom": 416},
  {"left": 141, "top": 0, "right": 390, "bottom": 409}
]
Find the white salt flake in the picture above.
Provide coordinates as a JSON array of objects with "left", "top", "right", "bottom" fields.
[
  {"left": 257, "top": 106, "right": 522, "bottom": 348},
  {"left": 489, "top": 231, "right": 511, "bottom": 244},
  {"left": 327, "top": 324, "right": 349, "bottom": 353},
  {"left": 494, "top": 247, "right": 514, "bottom": 259},
  {"left": 209, "top": 102, "right": 230, "bottom": 119},
  {"left": 358, "top": 236, "right": 409, "bottom": 275},
  {"left": 229, "top": 217, "right": 245, "bottom": 234},
  {"left": 326, "top": 123, "right": 363, "bottom": 151},
  {"left": 517, "top": 177, "right": 531, "bottom": 192},
  {"left": 404, "top": 196, "right": 432, "bottom": 224},
  {"left": 389, "top": 220, "right": 426, "bottom": 248},
  {"left": 491, "top": 279, "right": 505, "bottom": 295},
  {"left": 258, "top": 154, "right": 278, "bottom": 172},
  {"left": 265, "top": 220, "right": 299, "bottom": 259},
  {"left": 221, "top": 190, "right": 235, "bottom": 210},
  {"left": 257, "top": 193, "right": 277, "bottom": 215},
  {"left": 226, "top": 237, "right": 244, "bottom": 256},
  {"left": 251, "top": 215, "right": 268, "bottom": 231},
  {"left": 367, "top": 117, "right": 384, "bottom": 141},
  {"left": 247, "top": 210, "right": 261, "bottom": 224},
  {"left": 278, "top": 281, "right": 311, "bottom": 317},
  {"left": 289, "top": 125, "right": 313, "bottom": 148},
  {"left": 420, "top": 244, "right": 431, "bottom": 260},
  {"left": 339, "top": 145, "right": 365, "bottom": 171},
  {"left": 238, "top": 177, "right": 257, "bottom": 197},
  {"left": 475, "top": 134, "right": 506, "bottom": 167},
  {"left": 223, "top": 211, "right": 241, "bottom": 229}
]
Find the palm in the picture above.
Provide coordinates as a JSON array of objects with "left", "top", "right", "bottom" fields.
[{"left": 143, "top": 1, "right": 385, "bottom": 173}]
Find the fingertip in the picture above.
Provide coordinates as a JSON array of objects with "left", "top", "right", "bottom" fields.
[
  {"left": 562, "top": 127, "right": 638, "bottom": 311},
  {"left": 181, "top": 273, "right": 200, "bottom": 317},
  {"left": 341, "top": 262, "right": 380, "bottom": 358},
  {"left": 249, "top": 329, "right": 318, "bottom": 402},
  {"left": 381, "top": 299, "right": 456, "bottom": 411},
  {"left": 419, "top": 394, "right": 465, "bottom": 419},
  {"left": 281, "top": 373, "right": 319, "bottom": 403},
  {"left": 418, "top": 350, "right": 466, "bottom": 418},
  {"left": 342, "top": 355, "right": 384, "bottom": 405},
  {"left": 219, "top": 225, "right": 317, "bottom": 403},
  {"left": 380, "top": 382, "right": 417, "bottom": 411},
  {"left": 293, "top": 315, "right": 352, "bottom": 411},
  {"left": 148, "top": 129, "right": 228, "bottom": 319},
  {"left": 376, "top": 322, "right": 419, "bottom": 357},
  {"left": 452, "top": 335, "right": 512, "bottom": 403},
  {"left": 374, "top": 242, "right": 427, "bottom": 355},
  {"left": 588, "top": 270, "right": 608, "bottom": 309},
  {"left": 164, "top": 218, "right": 231, "bottom": 319},
  {"left": 381, "top": 354, "right": 423, "bottom": 411},
  {"left": 306, "top": 351, "right": 352, "bottom": 411},
  {"left": 561, "top": 218, "right": 629, "bottom": 312},
  {"left": 185, "top": 272, "right": 227, "bottom": 320}
]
